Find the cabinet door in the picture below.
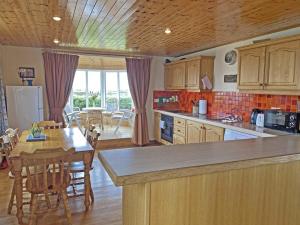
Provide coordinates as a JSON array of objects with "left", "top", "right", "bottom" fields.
[
  {"left": 186, "top": 120, "right": 202, "bottom": 144},
  {"left": 203, "top": 124, "right": 224, "bottom": 142},
  {"left": 154, "top": 112, "right": 161, "bottom": 142},
  {"left": 185, "top": 60, "right": 200, "bottom": 89},
  {"left": 173, "top": 134, "right": 186, "bottom": 145},
  {"left": 171, "top": 62, "right": 186, "bottom": 89},
  {"left": 200, "top": 57, "right": 214, "bottom": 90},
  {"left": 238, "top": 47, "right": 265, "bottom": 90},
  {"left": 264, "top": 40, "right": 300, "bottom": 90}
]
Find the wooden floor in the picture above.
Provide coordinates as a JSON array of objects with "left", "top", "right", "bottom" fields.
[{"left": 0, "top": 151, "right": 122, "bottom": 225}]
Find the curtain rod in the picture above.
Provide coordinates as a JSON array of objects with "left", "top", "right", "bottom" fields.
[{"left": 42, "top": 48, "right": 156, "bottom": 58}]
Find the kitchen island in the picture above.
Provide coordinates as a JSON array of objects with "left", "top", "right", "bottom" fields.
[{"left": 98, "top": 135, "right": 300, "bottom": 225}]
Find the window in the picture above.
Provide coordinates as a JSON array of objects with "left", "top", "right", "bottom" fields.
[{"left": 70, "top": 70, "right": 132, "bottom": 111}]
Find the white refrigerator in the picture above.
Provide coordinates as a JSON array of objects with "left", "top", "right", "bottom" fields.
[{"left": 6, "top": 86, "right": 44, "bottom": 131}]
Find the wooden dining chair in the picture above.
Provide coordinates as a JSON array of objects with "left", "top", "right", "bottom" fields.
[
  {"left": 36, "top": 121, "right": 64, "bottom": 129},
  {"left": 6, "top": 132, "right": 34, "bottom": 215},
  {"left": 5, "top": 128, "right": 20, "bottom": 148},
  {"left": 87, "top": 110, "right": 104, "bottom": 130},
  {"left": 21, "top": 147, "right": 75, "bottom": 225},
  {"left": 69, "top": 129, "right": 100, "bottom": 203}
]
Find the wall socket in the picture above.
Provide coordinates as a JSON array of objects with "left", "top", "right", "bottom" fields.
[{"left": 297, "top": 100, "right": 300, "bottom": 112}]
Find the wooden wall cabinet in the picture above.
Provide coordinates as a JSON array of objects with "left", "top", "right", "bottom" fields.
[
  {"left": 186, "top": 59, "right": 200, "bottom": 89},
  {"left": 238, "top": 47, "right": 265, "bottom": 90},
  {"left": 238, "top": 35, "right": 300, "bottom": 93},
  {"left": 165, "top": 56, "right": 214, "bottom": 90},
  {"left": 264, "top": 40, "right": 300, "bottom": 90},
  {"left": 164, "top": 62, "right": 186, "bottom": 90}
]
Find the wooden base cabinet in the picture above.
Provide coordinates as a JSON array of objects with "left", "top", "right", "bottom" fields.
[
  {"left": 186, "top": 120, "right": 224, "bottom": 144},
  {"left": 173, "top": 117, "right": 186, "bottom": 144},
  {"left": 203, "top": 124, "right": 224, "bottom": 142},
  {"left": 123, "top": 160, "right": 300, "bottom": 225},
  {"left": 154, "top": 112, "right": 161, "bottom": 143},
  {"left": 186, "top": 120, "right": 204, "bottom": 144}
]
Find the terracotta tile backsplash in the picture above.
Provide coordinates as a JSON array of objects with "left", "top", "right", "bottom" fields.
[{"left": 153, "top": 90, "right": 300, "bottom": 122}]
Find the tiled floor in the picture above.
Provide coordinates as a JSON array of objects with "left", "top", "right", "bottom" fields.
[{"left": 98, "top": 124, "right": 132, "bottom": 140}]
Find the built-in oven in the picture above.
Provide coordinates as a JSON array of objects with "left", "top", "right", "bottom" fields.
[{"left": 160, "top": 114, "right": 174, "bottom": 144}]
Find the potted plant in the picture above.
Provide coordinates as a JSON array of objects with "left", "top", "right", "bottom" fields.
[{"left": 30, "top": 123, "right": 43, "bottom": 138}]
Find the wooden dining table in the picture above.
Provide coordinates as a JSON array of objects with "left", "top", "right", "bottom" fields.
[{"left": 9, "top": 128, "right": 93, "bottom": 225}]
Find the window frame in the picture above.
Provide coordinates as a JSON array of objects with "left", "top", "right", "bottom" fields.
[{"left": 70, "top": 69, "right": 131, "bottom": 111}]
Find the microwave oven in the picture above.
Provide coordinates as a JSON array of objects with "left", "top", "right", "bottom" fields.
[{"left": 264, "top": 110, "right": 300, "bottom": 133}]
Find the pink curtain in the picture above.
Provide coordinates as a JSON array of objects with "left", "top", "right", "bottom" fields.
[
  {"left": 42, "top": 52, "right": 79, "bottom": 123},
  {"left": 126, "top": 57, "right": 151, "bottom": 146}
]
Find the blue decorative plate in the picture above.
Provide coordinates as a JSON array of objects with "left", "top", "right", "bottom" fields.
[{"left": 26, "top": 134, "right": 47, "bottom": 142}]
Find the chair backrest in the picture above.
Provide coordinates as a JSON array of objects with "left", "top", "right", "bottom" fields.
[
  {"left": 41, "top": 122, "right": 64, "bottom": 129},
  {"left": 64, "top": 104, "right": 73, "bottom": 114},
  {"left": 5, "top": 128, "right": 19, "bottom": 148},
  {"left": 106, "top": 102, "right": 118, "bottom": 112},
  {"left": 36, "top": 120, "right": 55, "bottom": 128},
  {"left": 36, "top": 120, "right": 55, "bottom": 126},
  {"left": 123, "top": 110, "right": 134, "bottom": 120},
  {"left": 87, "top": 130, "right": 100, "bottom": 149},
  {"left": 0, "top": 136, "right": 12, "bottom": 166},
  {"left": 21, "top": 148, "right": 75, "bottom": 193}
]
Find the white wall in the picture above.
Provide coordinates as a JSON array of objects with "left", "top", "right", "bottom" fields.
[
  {"left": 173, "top": 27, "right": 300, "bottom": 91},
  {"left": 147, "top": 56, "right": 165, "bottom": 140},
  {"left": 1, "top": 45, "right": 49, "bottom": 118}
]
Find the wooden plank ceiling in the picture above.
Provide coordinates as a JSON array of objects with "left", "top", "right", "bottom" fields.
[{"left": 0, "top": 0, "right": 300, "bottom": 56}]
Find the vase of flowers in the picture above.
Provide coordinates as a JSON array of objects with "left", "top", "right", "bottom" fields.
[
  {"left": 30, "top": 123, "right": 43, "bottom": 138},
  {"left": 89, "top": 91, "right": 99, "bottom": 107}
]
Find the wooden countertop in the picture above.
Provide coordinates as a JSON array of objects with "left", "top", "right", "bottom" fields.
[
  {"left": 154, "top": 109, "right": 290, "bottom": 137},
  {"left": 98, "top": 135, "right": 300, "bottom": 186}
]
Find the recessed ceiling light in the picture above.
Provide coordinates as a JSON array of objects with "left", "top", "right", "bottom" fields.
[
  {"left": 165, "top": 27, "right": 171, "bottom": 34},
  {"left": 53, "top": 39, "right": 60, "bottom": 44},
  {"left": 52, "top": 16, "right": 61, "bottom": 21}
]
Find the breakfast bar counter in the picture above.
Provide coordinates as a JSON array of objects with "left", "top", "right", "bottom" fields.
[{"left": 99, "top": 136, "right": 300, "bottom": 225}]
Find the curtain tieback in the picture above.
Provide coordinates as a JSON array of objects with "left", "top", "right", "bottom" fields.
[
  {"left": 50, "top": 108, "right": 63, "bottom": 114},
  {"left": 135, "top": 108, "right": 146, "bottom": 114}
]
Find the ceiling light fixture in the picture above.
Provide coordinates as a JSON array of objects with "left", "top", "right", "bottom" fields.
[
  {"left": 52, "top": 16, "right": 61, "bottom": 21},
  {"left": 53, "top": 39, "right": 60, "bottom": 44},
  {"left": 165, "top": 27, "right": 171, "bottom": 34}
]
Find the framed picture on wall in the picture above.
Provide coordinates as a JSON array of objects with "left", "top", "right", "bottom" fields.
[{"left": 19, "top": 67, "right": 35, "bottom": 79}]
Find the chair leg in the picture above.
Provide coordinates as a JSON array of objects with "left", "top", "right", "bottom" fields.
[
  {"left": 89, "top": 182, "right": 94, "bottom": 203},
  {"left": 61, "top": 190, "right": 72, "bottom": 225},
  {"left": 7, "top": 181, "right": 15, "bottom": 214},
  {"left": 56, "top": 193, "right": 61, "bottom": 208},
  {"left": 45, "top": 193, "right": 51, "bottom": 209},
  {"left": 28, "top": 194, "right": 37, "bottom": 225}
]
